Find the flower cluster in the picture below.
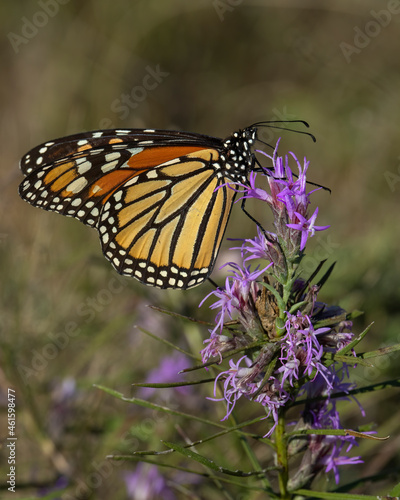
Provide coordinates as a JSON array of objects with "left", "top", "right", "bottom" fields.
[{"left": 200, "top": 141, "right": 363, "bottom": 485}]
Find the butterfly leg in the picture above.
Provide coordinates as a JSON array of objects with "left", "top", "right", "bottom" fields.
[{"left": 240, "top": 196, "right": 267, "bottom": 235}]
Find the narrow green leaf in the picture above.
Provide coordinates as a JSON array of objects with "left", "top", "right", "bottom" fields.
[
  {"left": 108, "top": 454, "right": 274, "bottom": 492},
  {"left": 162, "top": 441, "right": 269, "bottom": 477},
  {"left": 132, "top": 378, "right": 214, "bottom": 389},
  {"left": 94, "top": 384, "right": 228, "bottom": 429},
  {"left": 347, "top": 378, "right": 400, "bottom": 395},
  {"left": 259, "top": 281, "right": 285, "bottom": 311},
  {"left": 346, "top": 310, "right": 364, "bottom": 320},
  {"left": 136, "top": 326, "right": 199, "bottom": 360},
  {"left": 294, "top": 488, "right": 383, "bottom": 499},
  {"left": 313, "top": 312, "right": 347, "bottom": 329},
  {"left": 108, "top": 454, "right": 208, "bottom": 473},
  {"left": 324, "top": 353, "right": 373, "bottom": 367},
  {"left": 339, "top": 323, "right": 373, "bottom": 355},
  {"left": 187, "top": 416, "right": 274, "bottom": 448},
  {"left": 288, "top": 300, "right": 308, "bottom": 314},
  {"left": 148, "top": 305, "right": 213, "bottom": 326},
  {"left": 286, "top": 428, "right": 387, "bottom": 440},
  {"left": 316, "top": 261, "right": 336, "bottom": 290},
  {"left": 293, "top": 377, "right": 400, "bottom": 407},
  {"left": 107, "top": 415, "right": 272, "bottom": 460},
  {"left": 299, "top": 259, "right": 328, "bottom": 297},
  {"left": 95, "top": 385, "right": 275, "bottom": 444},
  {"left": 359, "top": 342, "right": 400, "bottom": 359}
]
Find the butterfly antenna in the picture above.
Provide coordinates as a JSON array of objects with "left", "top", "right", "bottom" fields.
[
  {"left": 250, "top": 121, "right": 329, "bottom": 192},
  {"left": 255, "top": 138, "right": 275, "bottom": 150},
  {"left": 251, "top": 119, "right": 310, "bottom": 127},
  {"left": 251, "top": 120, "right": 316, "bottom": 143}
]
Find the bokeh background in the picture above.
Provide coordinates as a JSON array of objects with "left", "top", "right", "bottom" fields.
[{"left": 1, "top": 1, "right": 399, "bottom": 498}]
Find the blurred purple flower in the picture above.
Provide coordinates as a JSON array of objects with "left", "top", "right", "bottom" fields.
[
  {"left": 48, "top": 377, "right": 78, "bottom": 440},
  {"left": 38, "top": 476, "right": 69, "bottom": 498},
  {"left": 139, "top": 352, "right": 191, "bottom": 398},
  {"left": 124, "top": 464, "right": 176, "bottom": 500}
]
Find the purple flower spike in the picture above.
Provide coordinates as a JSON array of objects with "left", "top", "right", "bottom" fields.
[{"left": 197, "top": 137, "right": 366, "bottom": 489}]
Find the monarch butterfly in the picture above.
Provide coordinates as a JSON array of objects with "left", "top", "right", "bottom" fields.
[{"left": 19, "top": 124, "right": 305, "bottom": 289}]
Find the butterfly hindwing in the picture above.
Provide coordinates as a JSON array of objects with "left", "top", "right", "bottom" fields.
[{"left": 98, "top": 152, "right": 236, "bottom": 289}]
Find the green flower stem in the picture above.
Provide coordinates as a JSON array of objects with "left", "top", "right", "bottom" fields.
[
  {"left": 275, "top": 412, "right": 290, "bottom": 499},
  {"left": 271, "top": 241, "right": 300, "bottom": 496},
  {"left": 274, "top": 248, "right": 299, "bottom": 334},
  {"left": 281, "top": 272, "right": 296, "bottom": 313}
]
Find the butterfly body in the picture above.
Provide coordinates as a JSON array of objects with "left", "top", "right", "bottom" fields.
[{"left": 19, "top": 127, "right": 257, "bottom": 289}]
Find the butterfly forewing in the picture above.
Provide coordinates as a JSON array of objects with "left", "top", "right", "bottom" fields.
[{"left": 19, "top": 128, "right": 222, "bottom": 175}]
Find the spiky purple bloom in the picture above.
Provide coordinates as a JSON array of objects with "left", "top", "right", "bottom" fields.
[
  {"left": 200, "top": 262, "right": 271, "bottom": 361},
  {"left": 209, "top": 355, "right": 289, "bottom": 436},
  {"left": 209, "top": 356, "right": 254, "bottom": 418},
  {"left": 286, "top": 207, "right": 330, "bottom": 251},
  {"left": 240, "top": 225, "right": 278, "bottom": 264},
  {"left": 278, "top": 312, "right": 333, "bottom": 388}
]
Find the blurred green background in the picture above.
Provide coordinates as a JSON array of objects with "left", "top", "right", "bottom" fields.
[{"left": 1, "top": 1, "right": 399, "bottom": 498}]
